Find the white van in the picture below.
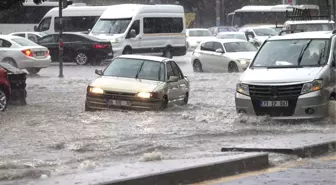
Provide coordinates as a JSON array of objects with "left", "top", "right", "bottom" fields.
[
  {"left": 89, "top": 4, "right": 187, "bottom": 58},
  {"left": 34, "top": 6, "right": 108, "bottom": 34}
]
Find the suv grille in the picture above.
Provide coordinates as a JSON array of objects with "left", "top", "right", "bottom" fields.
[{"left": 249, "top": 84, "right": 303, "bottom": 117}]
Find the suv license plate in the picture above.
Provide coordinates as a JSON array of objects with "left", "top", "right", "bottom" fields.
[{"left": 260, "top": 100, "right": 288, "bottom": 107}]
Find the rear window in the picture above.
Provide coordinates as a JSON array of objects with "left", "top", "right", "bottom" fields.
[{"left": 11, "top": 37, "right": 38, "bottom": 46}]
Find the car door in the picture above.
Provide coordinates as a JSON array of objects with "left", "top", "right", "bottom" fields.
[
  {"left": 38, "top": 34, "right": 58, "bottom": 61},
  {"left": 170, "top": 60, "right": 188, "bottom": 101},
  {"left": 198, "top": 41, "right": 215, "bottom": 72},
  {"left": 0, "top": 39, "right": 13, "bottom": 63},
  {"left": 211, "top": 41, "right": 227, "bottom": 72},
  {"left": 165, "top": 61, "right": 180, "bottom": 102},
  {"left": 62, "top": 34, "right": 82, "bottom": 62}
]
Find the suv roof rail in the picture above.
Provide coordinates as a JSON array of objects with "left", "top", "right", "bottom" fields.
[{"left": 278, "top": 29, "right": 304, "bottom": 36}]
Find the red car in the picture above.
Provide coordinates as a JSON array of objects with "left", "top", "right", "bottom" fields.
[{"left": 0, "top": 67, "right": 10, "bottom": 111}]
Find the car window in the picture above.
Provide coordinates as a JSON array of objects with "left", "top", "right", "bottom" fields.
[
  {"left": 39, "top": 35, "right": 56, "bottom": 44},
  {"left": 103, "top": 58, "right": 165, "bottom": 82},
  {"left": 170, "top": 61, "right": 184, "bottom": 79},
  {"left": 28, "top": 34, "right": 39, "bottom": 43},
  {"left": 62, "top": 34, "right": 87, "bottom": 42},
  {"left": 253, "top": 28, "right": 277, "bottom": 36},
  {"left": 166, "top": 61, "right": 174, "bottom": 80},
  {"left": 223, "top": 42, "right": 258, "bottom": 52},
  {"left": 0, "top": 39, "right": 12, "bottom": 48},
  {"left": 11, "top": 37, "right": 39, "bottom": 46},
  {"left": 127, "top": 20, "right": 140, "bottom": 38},
  {"left": 13, "top": 33, "right": 25, "bottom": 38},
  {"left": 201, "top": 42, "right": 214, "bottom": 52},
  {"left": 213, "top": 42, "right": 224, "bottom": 51},
  {"left": 38, "top": 17, "right": 51, "bottom": 32}
]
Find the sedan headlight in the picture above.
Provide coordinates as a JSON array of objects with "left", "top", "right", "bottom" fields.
[
  {"left": 136, "top": 92, "right": 159, "bottom": 99},
  {"left": 111, "top": 38, "right": 120, "bottom": 44},
  {"left": 236, "top": 83, "right": 249, "bottom": 96},
  {"left": 237, "top": 59, "right": 250, "bottom": 65},
  {"left": 88, "top": 87, "right": 104, "bottom": 94},
  {"left": 301, "top": 80, "right": 323, "bottom": 95}
]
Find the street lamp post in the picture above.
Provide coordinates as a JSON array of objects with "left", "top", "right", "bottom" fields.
[{"left": 58, "top": 0, "right": 63, "bottom": 78}]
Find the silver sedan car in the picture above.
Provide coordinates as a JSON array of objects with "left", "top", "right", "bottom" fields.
[
  {"left": 85, "top": 55, "right": 190, "bottom": 111},
  {"left": 0, "top": 35, "right": 51, "bottom": 74},
  {"left": 191, "top": 39, "right": 258, "bottom": 73}
]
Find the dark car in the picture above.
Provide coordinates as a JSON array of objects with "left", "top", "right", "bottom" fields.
[
  {"left": 209, "top": 26, "right": 238, "bottom": 36},
  {"left": 0, "top": 63, "right": 27, "bottom": 108},
  {"left": 37, "top": 33, "right": 113, "bottom": 65},
  {"left": 0, "top": 66, "right": 10, "bottom": 111}
]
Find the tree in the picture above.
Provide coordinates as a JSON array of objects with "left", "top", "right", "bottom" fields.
[{"left": 0, "top": 0, "right": 45, "bottom": 11}]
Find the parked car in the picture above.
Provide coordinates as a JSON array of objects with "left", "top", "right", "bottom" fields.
[
  {"left": 85, "top": 55, "right": 190, "bottom": 111},
  {"left": 191, "top": 39, "right": 258, "bottom": 73},
  {"left": 239, "top": 26, "right": 278, "bottom": 47},
  {"left": 216, "top": 32, "right": 248, "bottom": 41},
  {"left": 0, "top": 63, "right": 27, "bottom": 106},
  {"left": 9, "top": 32, "right": 48, "bottom": 43},
  {"left": 0, "top": 35, "right": 51, "bottom": 74},
  {"left": 186, "top": 28, "right": 215, "bottom": 50},
  {"left": 37, "top": 32, "right": 113, "bottom": 65},
  {"left": 208, "top": 26, "right": 237, "bottom": 36},
  {"left": 0, "top": 66, "right": 10, "bottom": 111}
]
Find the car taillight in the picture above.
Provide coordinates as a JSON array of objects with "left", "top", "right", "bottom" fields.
[
  {"left": 93, "top": 44, "right": 109, "bottom": 49},
  {"left": 22, "top": 49, "right": 33, "bottom": 57},
  {"left": 46, "top": 50, "right": 50, "bottom": 56}
]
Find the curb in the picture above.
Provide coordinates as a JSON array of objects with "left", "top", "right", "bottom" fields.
[
  {"left": 221, "top": 141, "right": 336, "bottom": 158},
  {"left": 99, "top": 154, "right": 269, "bottom": 185}
]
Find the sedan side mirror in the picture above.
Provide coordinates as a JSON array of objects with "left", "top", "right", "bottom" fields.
[
  {"left": 95, "top": 69, "right": 103, "bottom": 76},
  {"left": 167, "top": 76, "right": 179, "bottom": 82},
  {"left": 215, "top": 48, "right": 224, "bottom": 53},
  {"left": 130, "top": 29, "right": 137, "bottom": 38}
]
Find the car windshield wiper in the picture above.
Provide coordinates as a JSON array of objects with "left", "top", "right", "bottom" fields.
[
  {"left": 317, "top": 44, "right": 326, "bottom": 66},
  {"left": 135, "top": 61, "right": 145, "bottom": 79},
  {"left": 297, "top": 40, "right": 313, "bottom": 66}
]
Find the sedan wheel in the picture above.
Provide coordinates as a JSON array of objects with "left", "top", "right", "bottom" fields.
[
  {"left": 75, "top": 52, "right": 88, "bottom": 65},
  {"left": 2, "top": 58, "right": 17, "bottom": 67},
  {"left": 193, "top": 60, "right": 203, "bottom": 72},
  {"left": 0, "top": 89, "right": 8, "bottom": 112},
  {"left": 27, "top": 68, "right": 41, "bottom": 74},
  {"left": 228, "top": 62, "right": 239, "bottom": 73}
]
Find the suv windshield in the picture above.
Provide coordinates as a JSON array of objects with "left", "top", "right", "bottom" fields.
[
  {"left": 253, "top": 28, "right": 278, "bottom": 36},
  {"left": 224, "top": 42, "right": 258, "bottom": 52},
  {"left": 188, "top": 30, "right": 212, "bottom": 37},
  {"left": 91, "top": 18, "right": 132, "bottom": 34},
  {"left": 103, "top": 58, "right": 165, "bottom": 81},
  {"left": 251, "top": 39, "right": 330, "bottom": 68}
]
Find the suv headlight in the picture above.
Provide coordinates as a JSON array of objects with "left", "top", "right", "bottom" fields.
[
  {"left": 88, "top": 86, "right": 104, "bottom": 94},
  {"left": 236, "top": 83, "right": 249, "bottom": 96},
  {"left": 301, "top": 80, "right": 323, "bottom": 95}
]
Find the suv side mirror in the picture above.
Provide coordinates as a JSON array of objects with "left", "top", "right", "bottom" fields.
[
  {"left": 34, "top": 25, "right": 38, "bottom": 31},
  {"left": 167, "top": 76, "right": 178, "bottom": 82},
  {"left": 88, "top": 29, "right": 91, "bottom": 33},
  {"left": 130, "top": 29, "right": 136, "bottom": 38},
  {"left": 215, "top": 48, "right": 224, "bottom": 53},
  {"left": 95, "top": 69, "right": 103, "bottom": 76}
]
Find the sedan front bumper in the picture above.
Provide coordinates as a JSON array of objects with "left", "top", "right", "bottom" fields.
[{"left": 85, "top": 93, "right": 162, "bottom": 110}]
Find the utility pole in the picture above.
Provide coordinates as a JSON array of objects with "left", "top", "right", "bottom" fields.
[
  {"left": 216, "top": 0, "right": 220, "bottom": 26},
  {"left": 58, "top": 0, "right": 63, "bottom": 78}
]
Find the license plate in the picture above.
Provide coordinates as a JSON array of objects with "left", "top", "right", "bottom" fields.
[
  {"left": 35, "top": 51, "right": 45, "bottom": 56},
  {"left": 260, "top": 100, "right": 288, "bottom": 107},
  {"left": 108, "top": 53, "right": 113, "bottom": 56},
  {"left": 107, "top": 99, "right": 131, "bottom": 107}
]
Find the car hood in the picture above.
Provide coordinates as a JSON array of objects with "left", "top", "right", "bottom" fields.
[
  {"left": 225, "top": 52, "right": 256, "bottom": 60},
  {"left": 90, "top": 76, "right": 164, "bottom": 93},
  {"left": 241, "top": 67, "right": 323, "bottom": 84}
]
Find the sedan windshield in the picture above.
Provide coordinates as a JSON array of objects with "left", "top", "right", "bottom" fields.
[
  {"left": 217, "top": 33, "right": 247, "bottom": 40},
  {"left": 103, "top": 58, "right": 165, "bottom": 81},
  {"left": 188, "top": 30, "right": 212, "bottom": 37},
  {"left": 253, "top": 28, "right": 278, "bottom": 36},
  {"left": 224, "top": 42, "right": 258, "bottom": 52},
  {"left": 251, "top": 39, "right": 330, "bottom": 68},
  {"left": 91, "top": 18, "right": 132, "bottom": 34},
  {"left": 11, "top": 37, "right": 39, "bottom": 46}
]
